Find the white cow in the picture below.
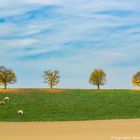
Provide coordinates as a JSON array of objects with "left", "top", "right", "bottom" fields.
[
  {"left": 18, "top": 110, "right": 24, "bottom": 115},
  {"left": 4, "top": 97, "right": 10, "bottom": 101},
  {"left": 0, "top": 101, "right": 5, "bottom": 105}
]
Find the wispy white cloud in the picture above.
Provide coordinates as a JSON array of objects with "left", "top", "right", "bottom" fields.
[{"left": 19, "top": 0, "right": 64, "bottom": 5}]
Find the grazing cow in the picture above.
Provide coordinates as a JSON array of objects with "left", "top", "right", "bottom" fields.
[
  {"left": 4, "top": 97, "right": 10, "bottom": 101},
  {"left": 0, "top": 101, "right": 5, "bottom": 105},
  {"left": 18, "top": 110, "right": 24, "bottom": 115}
]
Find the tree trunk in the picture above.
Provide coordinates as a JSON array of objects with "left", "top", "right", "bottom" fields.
[
  {"left": 97, "top": 85, "right": 100, "bottom": 90},
  {"left": 50, "top": 83, "right": 53, "bottom": 89},
  {"left": 4, "top": 83, "right": 7, "bottom": 89}
]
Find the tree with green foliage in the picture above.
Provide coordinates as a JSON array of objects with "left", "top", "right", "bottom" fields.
[
  {"left": 43, "top": 70, "right": 60, "bottom": 89},
  {"left": 0, "top": 66, "right": 17, "bottom": 89},
  {"left": 89, "top": 69, "right": 106, "bottom": 90},
  {"left": 132, "top": 71, "right": 140, "bottom": 87}
]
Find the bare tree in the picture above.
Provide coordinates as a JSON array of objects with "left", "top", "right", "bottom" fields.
[{"left": 43, "top": 70, "right": 60, "bottom": 89}]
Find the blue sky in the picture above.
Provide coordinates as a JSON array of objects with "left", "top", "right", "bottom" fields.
[{"left": 0, "top": 0, "right": 140, "bottom": 89}]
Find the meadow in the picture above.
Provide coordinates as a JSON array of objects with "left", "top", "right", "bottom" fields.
[{"left": 0, "top": 89, "right": 140, "bottom": 122}]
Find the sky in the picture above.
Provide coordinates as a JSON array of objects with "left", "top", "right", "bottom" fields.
[{"left": 0, "top": 0, "right": 140, "bottom": 89}]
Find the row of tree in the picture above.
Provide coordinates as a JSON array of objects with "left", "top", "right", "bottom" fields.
[{"left": 0, "top": 66, "right": 140, "bottom": 90}]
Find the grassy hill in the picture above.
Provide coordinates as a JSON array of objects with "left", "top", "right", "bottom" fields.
[{"left": 0, "top": 89, "right": 140, "bottom": 122}]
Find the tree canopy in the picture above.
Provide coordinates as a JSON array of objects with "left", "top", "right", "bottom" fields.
[
  {"left": 132, "top": 71, "right": 140, "bottom": 87},
  {"left": 89, "top": 69, "right": 106, "bottom": 90},
  {"left": 0, "top": 66, "right": 17, "bottom": 89}
]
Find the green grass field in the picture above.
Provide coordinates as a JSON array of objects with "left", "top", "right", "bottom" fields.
[{"left": 0, "top": 89, "right": 140, "bottom": 122}]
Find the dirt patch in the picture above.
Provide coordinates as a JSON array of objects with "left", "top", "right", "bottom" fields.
[
  {"left": 0, "top": 89, "right": 21, "bottom": 94},
  {"left": 131, "top": 89, "right": 140, "bottom": 93},
  {"left": 0, "top": 88, "right": 65, "bottom": 94}
]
